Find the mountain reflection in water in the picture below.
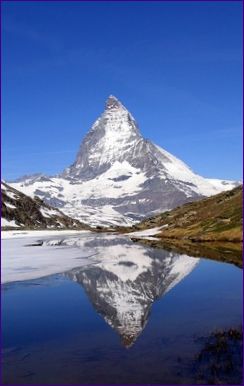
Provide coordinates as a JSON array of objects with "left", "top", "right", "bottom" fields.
[
  {"left": 2, "top": 234, "right": 242, "bottom": 385},
  {"left": 65, "top": 236, "right": 199, "bottom": 347}
]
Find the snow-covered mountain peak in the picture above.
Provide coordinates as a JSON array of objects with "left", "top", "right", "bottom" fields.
[
  {"left": 105, "top": 95, "right": 124, "bottom": 110},
  {"left": 9, "top": 96, "right": 240, "bottom": 226},
  {"left": 62, "top": 95, "right": 143, "bottom": 180},
  {"left": 100, "top": 95, "right": 140, "bottom": 137}
]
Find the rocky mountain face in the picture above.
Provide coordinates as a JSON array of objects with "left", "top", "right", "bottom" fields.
[
  {"left": 1, "top": 182, "right": 89, "bottom": 230},
  {"left": 9, "top": 96, "right": 239, "bottom": 226},
  {"left": 66, "top": 236, "right": 199, "bottom": 347}
]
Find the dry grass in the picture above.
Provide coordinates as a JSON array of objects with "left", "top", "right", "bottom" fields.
[{"left": 128, "top": 186, "right": 243, "bottom": 243}]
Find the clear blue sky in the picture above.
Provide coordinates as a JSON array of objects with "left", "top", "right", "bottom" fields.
[{"left": 2, "top": 1, "right": 243, "bottom": 181}]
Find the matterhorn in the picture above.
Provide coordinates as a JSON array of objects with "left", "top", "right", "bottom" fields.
[{"left": 10, "top": 95, "right": 238, "bottom": 226}]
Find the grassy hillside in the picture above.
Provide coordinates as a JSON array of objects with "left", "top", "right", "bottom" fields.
[{"left": 128, "top": 186, "right": 243, "bottom": 242}]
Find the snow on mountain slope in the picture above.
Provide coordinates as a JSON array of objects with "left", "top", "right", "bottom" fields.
[
  {"left": 1, "top": 181, "right": 89, "bottom": 230},
  {"left": 205, "top": 178, "right": 240, "bottom": 191},
  {"left": 1, "top": 218, "right": 21, "bottom": 228},
  {"left": 9, "top": 96, "right": 240, "bottom": 226}
]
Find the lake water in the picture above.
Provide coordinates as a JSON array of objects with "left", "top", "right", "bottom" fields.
[{"left": 2, "top": 233, "right": 243, "bottom": 384}]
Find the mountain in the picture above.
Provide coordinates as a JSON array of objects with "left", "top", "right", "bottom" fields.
[
  {"left": 128, "top": 186, "right": 243, "bottom": 242},
  {"left": 1, "top": 182, "right": 90, "bottom": 230},
  {"left": 65, "top": 236, "right": 199, "bottom": 347},
  {"left": 9, "top": 96, "right": 239, "bottom": 227}
]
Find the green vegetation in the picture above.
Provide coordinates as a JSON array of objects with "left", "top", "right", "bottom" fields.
[
  {"left": 128, "top": 186, "right": 243, "bottom": 242},
  {"left": 125, "top": 186, "right": 243, "bottom": 267}
]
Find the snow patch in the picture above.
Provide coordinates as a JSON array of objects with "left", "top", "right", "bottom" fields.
[
  {"left": 4, "top": 202, "right": 16, "bottom": 209},
  {"left": 127, "top": 226, "right": 164, "bottom": 239},
  {"left": 1, "top": 218, "right": 20, "bottom": 228},
  {"left": 40, "top": 207, "right": 61, "bottom": 218}
]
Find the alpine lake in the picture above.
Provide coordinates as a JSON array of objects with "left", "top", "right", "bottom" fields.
[{"left": 2, "top": 232, "right": 243, "bottom": 384}]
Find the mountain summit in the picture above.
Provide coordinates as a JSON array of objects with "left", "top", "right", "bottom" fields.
[
  {"left": 105, "top": 95, "right": 123, "bottom": 110},
  {"left": 62, "top": 95, "right": 142, "bottom": 180},
  {"left": 10, "top": 96, "right": 239, "bottom": 226}
]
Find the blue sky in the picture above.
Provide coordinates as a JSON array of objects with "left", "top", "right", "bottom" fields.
[{"left": 2, "top": 1, "right": 242, "bottom": 181}]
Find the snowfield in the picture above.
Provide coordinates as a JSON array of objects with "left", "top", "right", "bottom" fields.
[
  {"left": 1, "top": 229, "right": 91, "bottom": 240},
  {"left": 126, "top": 226, "right": 165, "bottom": 240},
  {"left": 9, "top": 166, "right": 239, "bottom": 227},
  {"left": 1, "top": 218, "right": 20, "bottom": 228}
]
